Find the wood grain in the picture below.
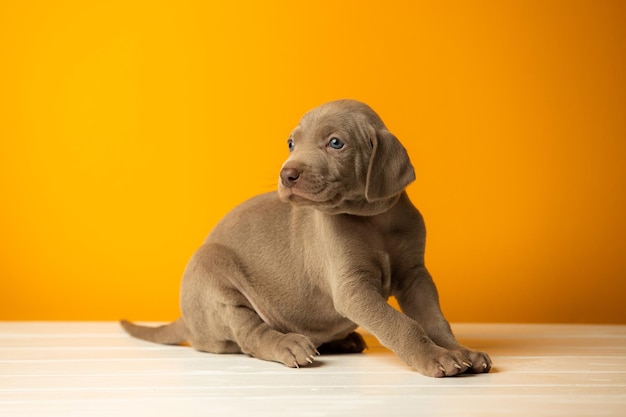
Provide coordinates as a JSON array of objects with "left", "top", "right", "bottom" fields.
[{"left": 1, "top": 322, "right": 625, "bottom": 416}]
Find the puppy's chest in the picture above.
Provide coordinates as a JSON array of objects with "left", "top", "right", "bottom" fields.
[
  {"left": 287, "top": 213, "right": 419, "bottom": 288},
  {"left": 300, "top": 226, "right": 402, "bottom": 279}
]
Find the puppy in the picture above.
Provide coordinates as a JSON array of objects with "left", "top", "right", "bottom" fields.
[{"left": 121, "top": 100, "right": 492, "bottom": 377}]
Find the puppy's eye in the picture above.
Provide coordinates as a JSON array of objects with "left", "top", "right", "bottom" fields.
[
  {"left": 328, "top": 137, "right": 344, "bottom": 150},
  {"left": 287, "top": 139, "right": 295, "bottom": 152}
]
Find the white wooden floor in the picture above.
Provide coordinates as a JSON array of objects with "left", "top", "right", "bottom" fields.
[{"left": 1, "top": 322, "right": 625, "bottom": 417}]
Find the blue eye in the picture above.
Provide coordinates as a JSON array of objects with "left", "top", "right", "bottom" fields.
[
  {"left": 287, "top": 139, "right": 294, "bottom": 152},
  {"left": 329, "top": 137, "right": 344, "bottom": 149}
]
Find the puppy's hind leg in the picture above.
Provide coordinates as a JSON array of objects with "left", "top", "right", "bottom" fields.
[
  {"left": 181, "top": 243, "right": 318, "bottom": 368},
  {"left": 318, "top": 332, "right": 367, "bottom": 354},
  {"left": 227, "top": 303, "right": 319, "bottom": 368}
]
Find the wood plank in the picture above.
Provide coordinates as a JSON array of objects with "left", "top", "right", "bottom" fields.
[{"left": 1, "top": 322, "right": 625, "bottom": 417}]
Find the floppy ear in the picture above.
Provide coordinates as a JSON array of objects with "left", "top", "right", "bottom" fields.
[{"left": 365, "top": 128, "right": 416, "bottom": 202}]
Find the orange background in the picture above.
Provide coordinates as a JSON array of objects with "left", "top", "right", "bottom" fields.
[{"left": 1, "top": 1, "right": 625, "bottom": 323}]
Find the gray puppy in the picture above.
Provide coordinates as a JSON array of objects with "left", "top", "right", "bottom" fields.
[{"left": 122, "top": 100, "right": 492, "bottom": 377}]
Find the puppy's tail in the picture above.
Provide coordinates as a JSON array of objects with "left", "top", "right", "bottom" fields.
[{"left": 120, "top": 317, "right": 189, "bottom": 345}]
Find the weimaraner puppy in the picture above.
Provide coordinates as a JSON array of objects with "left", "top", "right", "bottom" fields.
[{"left": 121, "top": 99, "right": 492, "bottom": 377}]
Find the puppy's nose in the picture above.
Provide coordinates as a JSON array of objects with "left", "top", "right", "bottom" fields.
[{"left": 280, "top": 167, "right": 300, "bottom": 188}]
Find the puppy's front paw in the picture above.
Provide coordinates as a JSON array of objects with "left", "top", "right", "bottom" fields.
[
  {"left": 459, "top": 348, "right": 492, "bottom": 374},
  {"left": 410, "top": 346, "right": 491, "bottom": 377},
  {"left": 274, "top": 333, "right": 319, "bottom": 368}
]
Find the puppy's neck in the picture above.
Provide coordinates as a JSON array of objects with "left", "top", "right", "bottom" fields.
[{"left": 319, "top": 193, "right": 403, "bottom": 217}]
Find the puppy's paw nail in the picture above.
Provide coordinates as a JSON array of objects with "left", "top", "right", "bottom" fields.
[
  {"left": 315, "top": 349, "right": 321, "bottom": 356},
  {"left": 482, "top": 363, "right": 488, "bottom": 369},
  {"left": 294, "top": 361, "right": 299, "bottom": 369},
  {"left": 454, "top": 363, "right": 462, "bottom": 370},
  {"left": 462, "top": 362, "right": 472, "bottom": 368},
  {"left": 306, "top": 357, "right": 314, "bottom": 364}
]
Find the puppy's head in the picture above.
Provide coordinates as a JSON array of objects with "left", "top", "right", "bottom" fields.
[{"left": 278, "top": 100, "right": 415, "bottom": 215}]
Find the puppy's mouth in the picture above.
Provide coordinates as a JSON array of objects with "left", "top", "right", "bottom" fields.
[{"left": 278, "top": 183, "right": 342, "bottom": 206}]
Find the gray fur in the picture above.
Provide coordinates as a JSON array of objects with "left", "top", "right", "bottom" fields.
[{"left": 121, "top": 100, "right": 492, "bottom": 377}]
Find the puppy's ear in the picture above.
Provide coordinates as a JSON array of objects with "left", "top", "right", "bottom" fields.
[{"left": 365, "top": 129, "right": 416, "bottom": 202}]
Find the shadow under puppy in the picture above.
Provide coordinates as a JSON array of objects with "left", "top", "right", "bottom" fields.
[{"left": 121, "top": 99, "right": 492, "bottom": 377}]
